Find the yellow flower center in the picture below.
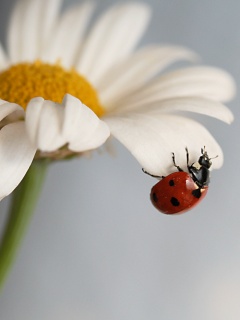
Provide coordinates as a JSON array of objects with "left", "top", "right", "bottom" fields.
[{"left": 0, "top": 61, "right": 104, "bottom": 117}]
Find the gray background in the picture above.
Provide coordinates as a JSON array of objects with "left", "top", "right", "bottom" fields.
[{"left": 0, "top": 0, "right": 240, "bottom": 319}]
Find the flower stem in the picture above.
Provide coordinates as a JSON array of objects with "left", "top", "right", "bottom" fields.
[{"left": 0, "top": 160, "right": 49, "bottom": 289}]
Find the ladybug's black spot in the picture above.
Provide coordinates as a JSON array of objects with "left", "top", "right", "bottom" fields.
[
  {"left": 192, "top": 189, "right": 201, "bottom": 199},
  {"left": 170, "top": 197, "right": 180, "bottom": 207},
  {"left": 152, "top": 192, "right": 158, "bottom": 203},
  {"left": 169, "top": 179, "right": 175, "bottom": 186}
]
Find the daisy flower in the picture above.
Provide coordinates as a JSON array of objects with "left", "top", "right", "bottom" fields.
[
  {"left": 0, "top": 0, "right": 236, "bottom": 289},
  {"left": 0, "top": 0, "right": 235, "bottom": 201}
]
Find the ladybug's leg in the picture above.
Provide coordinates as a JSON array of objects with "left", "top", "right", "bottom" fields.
[
  {"left": 185, "top": 147, "right": 195, "bottom": 171},
  {"left": 185, "top": 147, "right": 189, "bottom": 166},
  {"left": 172, "top": 152, "right": 183, "bottom": 172},
  {"left": 142, "top": 168, "right": 165, "bottom": 179}
]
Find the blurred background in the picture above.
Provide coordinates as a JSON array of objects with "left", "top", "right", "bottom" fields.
[{"left": 0, "top": 0, "right": 240, "bottom": 319}]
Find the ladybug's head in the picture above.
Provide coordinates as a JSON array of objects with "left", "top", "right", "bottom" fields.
[{"left": 198, "top": 147, "right": 215, "bottom": 169}]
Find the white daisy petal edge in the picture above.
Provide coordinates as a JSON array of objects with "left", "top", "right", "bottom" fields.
[
  {"left": 62, "top": 94, "right": 110, "bottom": 152},
  {"left": 25, "top": 97, "right": 66, "bottom": 152},
  {"left": 0, "top": 122, "right": 36, "bottom": 200},
  {"left": 7, "top": 0, "right": 63, "bottom": 63},
  {"left": 7, "top": 0, "right": 26, "bottom": 63},
  {"left": 39, "top": 0, "right": 64, "bottom": 56},
  {"left": 76, "top": 3, "right": 151, "bottom": 82},
  {"left": 18, "top": 0, "right": 45, "bottom": 61},
  {"left": 25, "top": 95, "right": 110, "bottom": 153},
  {"left": 0, "top": 43, "right": 8, "bottom": 70},
  {"left": 8, "top": 0, "right": 44, "bottom": 62},
  {"left": 98, "top": 45, "right": 198, "bottom": 108},
  {"left": 45, "top": 1, "right": 95, "bottom": 67},
  {"left": 0, "top": 99, "right": 24, "bottom": 120},
  {"left": 113, "top": 97, "right": 234, "bottom": 124},
  {"left": 118, "top": 66, "right": 236, "bottom": 110},
  {"left": 105, "top": 113, "right": 224, "bottom": 176}
]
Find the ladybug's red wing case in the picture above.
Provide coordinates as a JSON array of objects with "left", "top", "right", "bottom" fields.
[{"left": 150, "top": 172, "right": 208, "bottom": 215}]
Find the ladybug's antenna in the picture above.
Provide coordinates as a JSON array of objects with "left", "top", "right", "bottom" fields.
[
  {"left": 201, "top": 146, "right": 218, "bottom": 161},
  {"left": 209, "top": 155, "right": 218, "bottom": 160}
]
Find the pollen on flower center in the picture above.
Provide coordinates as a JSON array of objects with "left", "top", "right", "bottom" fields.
[{"left": 0, "top": 61, "right": 104, "bottom": 117}]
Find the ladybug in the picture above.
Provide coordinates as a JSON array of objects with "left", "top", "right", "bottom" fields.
[{"left": 143, "top": 147, "right": 217, "bottom": 215}]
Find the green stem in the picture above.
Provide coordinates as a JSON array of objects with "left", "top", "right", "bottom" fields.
[{"left": 0, "top": 160, "right": 49, "bottom": 289}]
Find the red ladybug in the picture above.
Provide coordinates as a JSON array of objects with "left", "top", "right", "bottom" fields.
[{"left": 143, "top": 147, "right": 216, "bottom": 215}]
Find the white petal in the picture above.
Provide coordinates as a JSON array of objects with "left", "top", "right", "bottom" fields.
[
  {"left": 39, "top": 0, "right": 63, "bottom": 57},
  {"left": 105, "top": 113, "right": 223, "bottom": 176},
  {"left": 120, "top": 66, "right": 236, "bottom": 109},
  {"left": 7, "top": 0, "right": 26, "bottom": 62},
  {"left": 43, "top": 1, "right": 94, "bottom": 66},
  {"left": 8, "top": 0, "right": 41, "bottom": 61},
  {"left": 7, "top": 0, "right": 63, "bottom": 62},
  {"left": 0, "top": 42, "right": 9, "bottom": 70},
  {"left": 26, "top": 95, "right": 110, "bottom": 153},
  {"left": 76, "top": 3, "right": 151, "bottom": 83},
  {"left": 36, "top": 101, "right": 65, "bottom": 151},
  {"left": 0, "top": 122, "right": 36, "bottom": 200},
  {"left": 62, "top": 94, "right": 110, "bottom": 152},
  {"left": 26, "top": 98, "right": 65, "bottom": 152},
  {"left": 0, "top": 100, "right": 24, "bottom": 121},
  {"left": 98, "top": 46, "right": 198, "bottom": 109},
  {"left": 113, "top": 97, "right": 234, "bottom": 124},
  {"left": 25, "top": 97, "right": 45, "bottom": 144}
]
